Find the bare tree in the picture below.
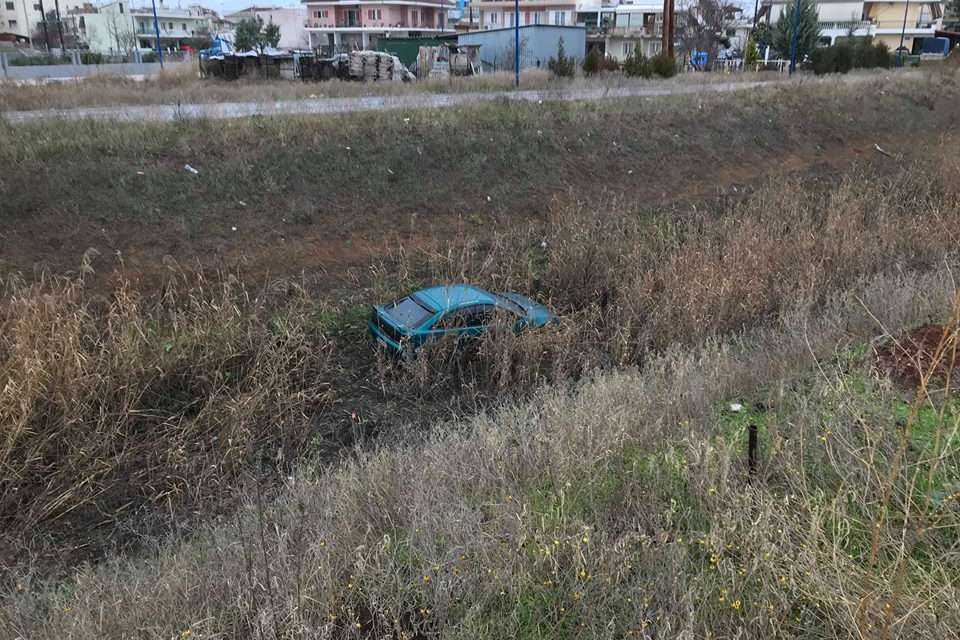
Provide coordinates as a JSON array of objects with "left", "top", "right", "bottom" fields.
[
  {"left": 105, "top": 10, "right": 137, "bottom": 56},
  {"left": 676, "top": 0, "right": 740, "bottom": 61}
]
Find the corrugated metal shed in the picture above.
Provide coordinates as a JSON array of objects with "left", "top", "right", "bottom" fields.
[{"left": 457, "top": 25, "right": 586, "bottom": 71}]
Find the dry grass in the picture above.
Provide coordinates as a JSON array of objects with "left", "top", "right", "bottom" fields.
[
  {"left": 0, "top": 263, "right": 336, "bottom": 559},
  {"left": 1, "top": 82, "right": 959, "bottom": 637},
  {"left": 378, "top": 153, "right": 960, "bottom": 394},
  {"left": 2, "top": 263, "right": 956, "bottom": 639},
  {"left": 0, "top": 61, "right": 794, "bottom": 112}
]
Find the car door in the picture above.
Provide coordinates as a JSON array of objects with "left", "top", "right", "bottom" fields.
[{"left": 431, "top": 305, "right": 494, "bottom": 340}]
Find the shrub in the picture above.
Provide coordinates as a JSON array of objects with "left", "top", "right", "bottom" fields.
[
  {"left": 8, "top": 54, "right": 69, "bottom": 66},
  {"left": 623, "top": 45, "right": 652, "bottom": 77},
  {"left": 875, "top": 41, "right": 892, "bottom": 68},
  {"left": 142, "top": 51, "right": 159, "bottom": 63},
  {"left": 744, "top": 38, "right": 760, "bottom": 67},
  {"left": 834, "top": 43, "right": 854, "bottom": 73},
  {"left": 80, "top": 51, "right": 104, "bottom": 65},
  {"left": 650, "top": 53, "right": 676, "bottom": 78},
  {"left": 582, "top": 47, "right": 603, "bottom": 75},
  {"left": 810, "top": 45, "right": 837, "bottom": 74},
  {"left": 547, "top": 37, "right": 576, "bottom": 78}
]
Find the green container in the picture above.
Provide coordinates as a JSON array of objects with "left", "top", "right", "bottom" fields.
[{"left": 374, "top": 36, "right": 447, "bottom": 66}]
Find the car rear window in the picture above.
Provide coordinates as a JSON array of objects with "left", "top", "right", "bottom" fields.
[{"left": 385, "top": 296, "right": 433, "bottom": 328}]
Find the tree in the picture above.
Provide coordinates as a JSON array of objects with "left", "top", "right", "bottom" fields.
[
  {"left": 234, "top": 16, "right": 281, "bottom": 53},
  {"left": 104, "top": 9, "right": 137, "bottom": 56},
  {"left": 547, "top": 37, "right": 576, "bottom": 77},
  {"left": 750, "top": 22, "right": 773, "bottom": 53},
  {"left": 772, "top": 0, "right": 820, "bottom": 61},
  {"left": 676, "top": 0, "right": 741, "bottom": 62}
]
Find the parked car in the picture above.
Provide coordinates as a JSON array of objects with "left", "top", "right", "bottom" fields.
[{"left": 368, "top": 284, "right": 557, "bottom": 358}]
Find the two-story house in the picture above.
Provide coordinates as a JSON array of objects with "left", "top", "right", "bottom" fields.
[
  {"left": 759, "top": 0, "right": 944, "bottom": 52},
  {"left": 302, "top": 0, "right": 457, "bottom": 50}
]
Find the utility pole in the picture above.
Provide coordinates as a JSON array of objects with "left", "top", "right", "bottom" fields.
[
  {"left": 151, "top": 0, "right": 164, "bottom": 68},
  {"left": 897, "top": 0, "right": 910, "bottom": 66},
  {"left": 788, "top": 0, "right": 801, "bottom": 74},
  {"left": 752, "top": 0, "right": 760, "bottom": 29},
  {"left": 52, "top": 0, "right": 64, "bottom": 50},
  {"left": 37, "top": 0, "right": 50, "bottom": 50},
  {"left": 661, "top": 0, "right": 674, "bottom": 58},
  {"left": 513, "top": 0, "right": 519, "bottom": 86}
]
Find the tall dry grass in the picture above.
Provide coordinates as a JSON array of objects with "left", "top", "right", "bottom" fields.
[
  {"left": 2, "top": 262, "right": 956, "bottom": 639},
  {"left": 0, "top": 263, "right": 335, "bottom": 551},
  {"left": 0, "top": 62, "right": 792, "bottom": 112},
  {"left": 1, "top": 142, "right": 960, "bottom": 638},
  {"left": 382, "top": 156, "right": 960, "bottom": 395}
]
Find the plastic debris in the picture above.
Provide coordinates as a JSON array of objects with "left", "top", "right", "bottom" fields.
[
  {"left": 729, "top": 403, "right": 743, "bottom": 412},
  {"left": 184, "top": 164, "right": 199, "bottom": 175}
]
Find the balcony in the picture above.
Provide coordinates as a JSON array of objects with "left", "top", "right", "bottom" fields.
[
  {"left": 818, "top": 20, "right": 871, "bottom": 31},
  {"left": 304, "top": 20, "right": 446, "bottom": 29},
  {"left": 608, "top": 25, "right": 661, "bottom": 37}
]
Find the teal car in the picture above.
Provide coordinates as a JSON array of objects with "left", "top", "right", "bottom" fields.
[{"left": 368, "top": 284, "right": 557, "bottom": 358}]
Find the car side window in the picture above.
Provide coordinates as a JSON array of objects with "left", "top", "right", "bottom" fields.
[{"left": 436, "top": 305, "right": 493, "bottom": 330}]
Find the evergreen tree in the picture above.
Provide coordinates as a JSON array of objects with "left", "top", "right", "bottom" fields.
[{"left": 772, "top": 0, "right": 820, "bottom": 61}]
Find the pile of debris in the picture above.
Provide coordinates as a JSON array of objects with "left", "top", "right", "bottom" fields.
[{"left": 347, "top": 50, "right": 415, "bottom": 82}]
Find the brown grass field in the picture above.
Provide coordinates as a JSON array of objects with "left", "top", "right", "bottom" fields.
[{"left": 0, "top": 70, "right": 959, "bottom": 638}]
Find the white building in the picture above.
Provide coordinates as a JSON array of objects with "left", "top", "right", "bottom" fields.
[
  {"left": 0, "top": 0, "right": 43, "bottom": 43},
  {"left": 759, "top": 0, "right": 944, "bottom": 52},
  {"left": 574, "top": 0, "right": 663, "bottom": 60},
  {"left": 224, "top": 5, "right": 307, "bottom": 48},
  {"left": 63, "top": 0, "right": 218, "bottom": 53}
]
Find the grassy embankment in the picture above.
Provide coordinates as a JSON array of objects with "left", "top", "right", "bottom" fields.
[
  {"left": 0, "top": 72, "right": 959, "bottom": 637},
  {"left": 0, "top": 61, "right": 785, "bottom": 112}
]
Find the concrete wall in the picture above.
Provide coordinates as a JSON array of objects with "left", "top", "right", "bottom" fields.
[
  {"left": 458, "top": 24, "right": 585, "bottom": 69},
  {"left": 0, "top": 54, "right": 163, "bottom": 79}
]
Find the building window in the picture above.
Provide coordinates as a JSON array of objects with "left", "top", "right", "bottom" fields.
[
  {"left": 509, "top": 11, "right": 514, "bottom": 26},
  {"left": 9, "top": 18, "right": 17, "bottom": 26},
  {"left": 181, "top": 22, "right": 186, "bottom": 30},
  {"left": 5, "top": 2, "right": 14, "bottom": 10},
  {"left": 411, "top": 9, "right": 418, "bottom": 24},
  {"left": 367, "top": 8, "right": 381, "bottom": 20},
  {"left": 489, "top": 11, "right": 496, "bottom": 24},
  {"left": 553, "top": 11, "right": 565, "bottom": 25}
]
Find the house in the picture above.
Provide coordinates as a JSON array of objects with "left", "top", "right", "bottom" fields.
[
  {"left": 224, "top": 5, "right": 307, "bottom": 48},
  {"left": 128, "top": 2, "right": 215, "bottom": 51},
  {"left": 758, "top": 0, "right": 944, "bottom": 52},
  {"left": 64, "top": 0, "right": 219, "bottom": 53},
  {"left": 475, "top": 0, "right": 577, "bottom": 31},
  {"left": 0, "top": 0, "right": 46, "bottom": 44},
  {"left": 302, "top": 0, "right": 457, "bottom": 51},
  {"left": 578, "top": 0, "right": 663, "bottom": 60}
]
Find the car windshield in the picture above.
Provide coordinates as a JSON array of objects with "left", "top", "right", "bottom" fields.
[{"left": 384, "top": 296, "right": 434, "bottom": 328}]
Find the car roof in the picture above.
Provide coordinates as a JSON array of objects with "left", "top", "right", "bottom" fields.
[{"left": 413, "top": 284, "right": 498, "bottom": 312}]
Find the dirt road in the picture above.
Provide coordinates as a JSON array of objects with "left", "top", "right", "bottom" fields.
[{"left": 0, "top": 73, "right": 890, "bottom": 124}]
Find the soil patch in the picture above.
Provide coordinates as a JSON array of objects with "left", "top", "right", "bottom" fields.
[{"left": 875, "top": 323, "right": 960, "bottom": 390}]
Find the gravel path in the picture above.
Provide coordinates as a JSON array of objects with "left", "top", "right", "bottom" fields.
[{"left": 0, "top": 73, "right": 890, "bottom": 124}]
